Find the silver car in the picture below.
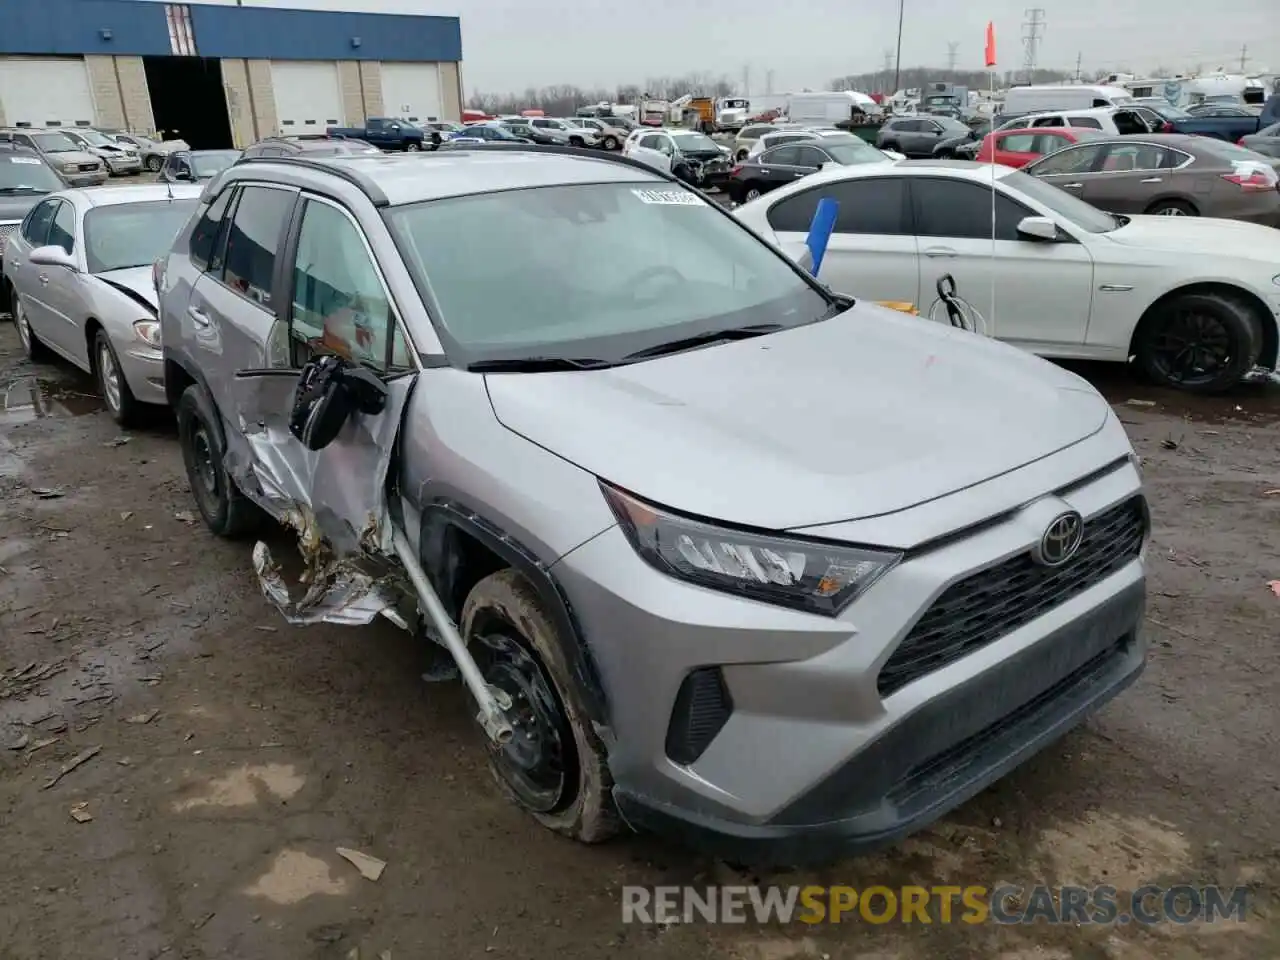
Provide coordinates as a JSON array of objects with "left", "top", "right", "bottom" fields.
[
  {"left": 3, "top": 184, "right": 202, "bottom": 424},
  {"left": 156, "top": 148, "right": 1148, "bottom": 863},
  {"left": 59, "top": 128, "right": 143, "bottom": 176},
  {"left": 109, "top": 132, "right": 189, "bottom": 173},
  {"left": 0, "top": 129, "right": 107, "bottom": 187}
]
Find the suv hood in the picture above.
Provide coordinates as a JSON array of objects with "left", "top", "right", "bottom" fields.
[
  {"left": 1104, "top": 214, "right": 1280, "bottom": 258},
  {"left": 485, "top": 304, "right": 1111, "bottom": 530}
]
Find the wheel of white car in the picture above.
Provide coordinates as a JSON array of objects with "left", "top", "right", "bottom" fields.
[
  {"left": 1133, "top": 290, "right": 1263, "bottom": 394},
  {"left": 461, "top": 569, "right": 620, "bottom": 844},
  {"left": 12, "top": 294, "right": 51, "bottom": 362},
  {"left": 93, "top": 329, "right": 141, "bottom": 428}
]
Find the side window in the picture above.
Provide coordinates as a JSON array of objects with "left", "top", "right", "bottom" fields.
[
  {"left": 792, "top": 145, "right": 829, "bottom": 168},
  {"left": 1069, "top": 117, "right": 1103, "bottom": 130},
  {"left": 1033, "top": 134, "right": 1070, "bottom": 154},
  {"left": 22, "top": 199, "right": 58, "bottom": 246},
  {"left": 189, "top": 187, "right": 235, "bottom": 272},
  {"left": 766, "top": 178, "right": 906, "bottom": 235},
  {"left": 221, "top": 185, "right": 294, "bottom": 309},
  {"left": 911, "top": 178, "right": 1035, "bottom": 241},
  {"left": 1000, "top": 133, "right": 1038, "bottom": 152},
  {"left": 1031, "top": 116, "right": 1061, "bottom": 127},
  {"left": 1092, "top": 98, "right": 1110, "bottom": 108},
  {"left": 532, "top": 118, "right": 551, "bottom": 128},
  {"left": 1158, "top": 148, "right": 1186, "bottom": 170},
  {"left": 1030, "top": 143, "right": 1104, "bottom": 175},
  {"left": 638, "top": 134, "right": 660, "bottom": 150},
  {"left": 15, "top": 134, "right": 35, "bottom": 149},
  {"left": 765, "top": 145, "right": 801, "bottom": 165},
  {"left": 288, "top": 199, "right": 410, "bottom": 373},
  {"left": 48, "top": 200, "right": 75, "bottom": 254}
]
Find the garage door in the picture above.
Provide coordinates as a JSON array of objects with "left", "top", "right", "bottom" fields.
[
  {"left": 271, "top": 61, "right": 344, "bottom": 135},
  {"left": 380, "top": 63, "right": 443, "bottom": 124},
  {"left": 0, "top": 57, "right": 96, "bottom": 128}
]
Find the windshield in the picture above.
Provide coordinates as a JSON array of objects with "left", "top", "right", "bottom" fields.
[
  {"left": 75, "top": 130, "right": 115, "bottom": 147},
  {"left": 823, "top": 140, "right": 890, "bottom": 164},
  {"left": 83, "top": 199, "right": 199, "bottom": 273},
  {"left": 191, "top": 151, "right": 240, "bottom": 177},
  {"left": 32, "top": 133, "right": 80, "bottom": 153},
  {"left": 385, "top": 181, "right": 828, "bottom": 364},
  {"left": 1002, "top": 169, "right": 1120, "bottom": 233},
  {"left": 0, "top": 156, "right": 63, "bottom": 193},
  {"left": 1109, "top": 95, "right": 1135, "bottom": 105},
  {"left": 672, "top": 132, "right": 720, "bottom": 152}
]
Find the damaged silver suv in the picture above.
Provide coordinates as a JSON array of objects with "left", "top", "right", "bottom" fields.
[{"left": 156, "top": 146, "right": 1149, "bottom": 864}]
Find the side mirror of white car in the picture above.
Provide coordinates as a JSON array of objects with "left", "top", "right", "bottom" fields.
[
  {"left": 28, "top": 245, "right": 78, "bottom": 271},
  {"left": 1016, "top": 215, "right": 1059, "bottom": 242}
]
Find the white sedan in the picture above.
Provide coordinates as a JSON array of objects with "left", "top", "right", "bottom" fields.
[
  {"left": 3, "top": 184, "right": 203, "bottom": 424},
  {"left": 733, "top": 160, "right": 1280, "bottom": 392}
]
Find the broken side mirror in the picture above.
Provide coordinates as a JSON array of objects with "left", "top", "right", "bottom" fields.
[{"left": 288, "top": 356, "right": 389, "bottom": 451}]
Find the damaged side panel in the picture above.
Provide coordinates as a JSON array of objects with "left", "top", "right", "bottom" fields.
[{"left": 225, "top": 369, "right": 419, "bottom": 627}]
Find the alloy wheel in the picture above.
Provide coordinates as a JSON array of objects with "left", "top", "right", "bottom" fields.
[
  {"left": 1149, "top": 307, "right": 1233, "bottom": 386},
  {"left": 98, "top": 341, "right": 121, "bottom": 414},
  {"left": 14, "top": 301, "right": 31, "bottom": 352}
]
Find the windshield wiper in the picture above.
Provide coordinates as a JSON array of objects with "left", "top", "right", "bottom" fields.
[
  {"left": 466, "top": 356, "right": 616, "bottom": 372},
  {"left": 620, "top": 323, "right": 785, "bottom": 362},
  {"left": 0, "top": 186, "right": 47, "bottom": 195}
]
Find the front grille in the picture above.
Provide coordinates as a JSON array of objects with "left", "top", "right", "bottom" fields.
[
  {"left": 78, "top": 163, "right": 99, "bottom": 172},
  {"left": 878, "top": 496, "right": 1147, "bottom": 697}
]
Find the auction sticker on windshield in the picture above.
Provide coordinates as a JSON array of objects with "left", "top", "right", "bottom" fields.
[
  {"left": 631, "top": 189, "right": 705, "bottom": 206},
  {"left": 9, "top": 157, "right": 41, "bottom": 164}
]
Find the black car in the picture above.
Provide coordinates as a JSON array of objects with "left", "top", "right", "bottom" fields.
[
  {"left": 159, "top": 149, "right": 242, "bottom": 182},
  {"left": 239, "top": 135, "right": 384, "bottom": 160},
  {"left": 933, "top": 120, "right": 988, "bottom": 158},
  {"left": 876, "top": 115, "right": 973, "bottom": 157},
  {"left": 1241, "top": 121, "right": 1280, "bottom": 158},
  {"left": 497, "top": 122, "right": 563, "bottom": 145},
  {"left": 438, "top": 124, "right": 533, "bottom": 148},
  {"left": 725, "top": 135, "right": 890, "bottom": 203}
]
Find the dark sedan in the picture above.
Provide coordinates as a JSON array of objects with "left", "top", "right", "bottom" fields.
[
  {"left": 1240, "top": 122, "right": 1280, "bottom": 159},
  {"left": 158, "top": 149, "right": 241, "bottom": 183},
  {"left": 875, "top": 115, "right": 972, "bottom": 157},
  {"left": 725, "top": 135, "right": 891, "bottom": 203},
  {"left": 1023, "top": 133, "right": 1280, "bottom": 225}
]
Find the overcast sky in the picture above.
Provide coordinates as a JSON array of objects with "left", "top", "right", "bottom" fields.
[{"left": 187, "top": 0, "right": 1278, "bottom": 95}]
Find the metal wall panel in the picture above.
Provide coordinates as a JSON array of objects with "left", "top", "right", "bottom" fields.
[{"left": 0, "top": 0, "right": 173, "bottom": 57}]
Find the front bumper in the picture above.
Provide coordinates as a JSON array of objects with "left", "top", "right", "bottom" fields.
[
  {"left": 553, "top": 445, "right": 1147, "bottom": 865},
  {"left": 61, "top": 168, "right": 108, "bottom": 186},
  {"left": 105, "top": 155, "right": 143, "bottom": 175},
  {"left": 118, "top": 343, "right": 167, "bottom": 406}
]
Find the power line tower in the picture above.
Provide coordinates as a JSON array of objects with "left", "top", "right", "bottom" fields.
[
  {"left": 1021, "top": 8, "right": 1046, "bottom": 83},
  {"left": 883, "top": 48, "right": 895, "bottom": 74},
  {"left": 1074, "top": 51, "right": 1082, "bottom": 82},
  {"left": 1239, "top": 44, "right": 1249, "bottom": 73},
  {"left": 947, "top": 41, "right": 959, "bottom": 74}
]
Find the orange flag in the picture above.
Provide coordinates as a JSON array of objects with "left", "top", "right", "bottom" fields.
[{"left": 984, "top": 22, "right": 997, "bottom": 67}]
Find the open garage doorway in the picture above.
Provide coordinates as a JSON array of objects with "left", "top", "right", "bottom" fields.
[{"left": 144, "top": 56, "right": 233, "bottom": 149}]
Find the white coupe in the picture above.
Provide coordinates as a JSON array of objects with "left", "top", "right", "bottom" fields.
[{"left": 733, "top": 159, "right": 1280, "bottom": 392}]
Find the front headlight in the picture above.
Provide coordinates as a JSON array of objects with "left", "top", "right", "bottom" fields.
[
  {"left": 133, "top": 319, "right": 161, "bottom": 348},
  {"left": 601, "top": 483, "right": 901, "bottom": 616},
  {"left": 60, "top": 162, "right": 76, "bottom": 172}
]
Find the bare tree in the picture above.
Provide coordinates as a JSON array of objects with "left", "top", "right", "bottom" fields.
[
  {"left": 467, "top": 72, "right": 738, "bottom": 115},
  {"left": 827, "top": 65, "right": 1070, "bottom": 95}
]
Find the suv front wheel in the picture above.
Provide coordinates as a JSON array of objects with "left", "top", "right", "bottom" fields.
[
  {"left": 461, "top": 569, "right": 619, "bottom": 843},
  {"left": 177, "top": 383, "right": 263, "bottom": 538}
]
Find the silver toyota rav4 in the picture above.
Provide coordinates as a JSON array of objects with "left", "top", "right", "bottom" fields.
[{"left": 156, "top": 145, "right": 1149, "bottom": 864}]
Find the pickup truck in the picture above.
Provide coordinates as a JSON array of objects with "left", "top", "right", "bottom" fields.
[
  {"left": 325, "top": 117, "right": 427, "bottom": 151},
  {"left": 1164, "top": 94, "right": 1280, "bottom": 141}
]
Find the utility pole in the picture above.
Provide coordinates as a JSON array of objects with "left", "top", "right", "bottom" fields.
[
  {"left": 1239, "top": 44, "right": 1249, "bottom": 73},
  {"left": 1021, "top": 8, "right": 1045, "bottom": 84},
  {"left": 892, "top": 0, "right": 906, "bottom": 95},
  {"left": 1074, "top": 51, "right": 1082, "bottom": 82},
  {"left": 947, "top": 41, "right": 959, "bottom": 74}
]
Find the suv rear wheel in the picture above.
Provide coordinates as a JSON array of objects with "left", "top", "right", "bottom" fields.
[
  {"left": 461, "top": 569, "right": 619, "bottom": 843},
  {"left": 176, "top": 383, "right": 263, "bottom": 538}
]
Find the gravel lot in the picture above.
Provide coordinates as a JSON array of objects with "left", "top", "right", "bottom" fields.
[{"left": 1, "top": 192, "right": 1279, "bottom": 957}]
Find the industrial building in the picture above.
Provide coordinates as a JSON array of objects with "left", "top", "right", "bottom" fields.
[{"left": 0, "top": 0, "right": 464, "bottom": 148}]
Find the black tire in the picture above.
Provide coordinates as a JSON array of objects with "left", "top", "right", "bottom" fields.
[
  {"left": 461, "top": 569, "right": 619, "bottom": 844},
  {"left": 1144, "top": 199, "right": 1198, "bottom": 217},
  {"left": 405, "top": 141, "right": 421, "bottom": 152},
  {"left": 93, "top": 329, "right": 142, "bottom": 428},
  {"left": 935, "top": 148, "right": 954, "bottom": 159},
  {"left": 145, "top": 155, "right": 163, "bottom": 172},
  {"left": 176, "top": 383, "right": 263, "bottom": 538},
  {"left": 602, "top": 135, "right": 618, "bottom": 150},
  {"left": 739, "top": 181, "right": 764, "bottom": 203},
  {"left": 1134, "top": 291, "right": 1263, "bottom": 393},
  {"left": 12, "top": 292, "right": 52, "bottom": 362}
]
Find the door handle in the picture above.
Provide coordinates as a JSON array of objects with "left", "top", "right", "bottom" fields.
[
  {"left": 1062, "top": 182, "right": 1084, "bottom": 189},
  {"left": 187, "top": 305, "right": 211, "bottom": 328},
  {"left": 1140, "top": 177, "right": 1162, "bottom": 183},
  {"left": 38, "top": 274, "right": 50, "bottom": 285},
  {"left": 794, "top": 171, "right": 807, "bottom": 177},
  {"left": 924, "top": 247, "right": 957, "bottom": 258},
  {"left": 759, "top": 168, "right": 769, "bottom": 174}
]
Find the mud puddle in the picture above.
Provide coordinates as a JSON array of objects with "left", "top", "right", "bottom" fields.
[
  {"left": 1, "top": 375, "right": 105, "bottom": 426},
  {"left": 1060, "top": 362, "right": 1280, "bottom": 424}
]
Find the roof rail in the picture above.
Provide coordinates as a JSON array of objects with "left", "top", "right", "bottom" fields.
[
  {"left": 435, "top": 141, "right": 682, "bottom": 180},
  {"left": 232, "top": 154, "right": 390, "bottom": 206}
]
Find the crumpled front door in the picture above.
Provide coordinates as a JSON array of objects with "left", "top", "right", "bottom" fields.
[{"left": 225, "top": 366, "right": 418, "bottom": 627}]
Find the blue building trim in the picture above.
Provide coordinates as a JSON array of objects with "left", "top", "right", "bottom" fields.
[{"left": 0, "top": 0, "right": 462, "bottom": 62}]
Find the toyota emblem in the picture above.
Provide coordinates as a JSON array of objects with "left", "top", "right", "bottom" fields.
[{"left": 1034, "top": 511, "right": 1084, "bottom": 567}]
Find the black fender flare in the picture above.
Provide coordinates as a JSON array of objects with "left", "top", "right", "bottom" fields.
[{"left": 418, "top": 501, "right": 612, "bottom": 732}]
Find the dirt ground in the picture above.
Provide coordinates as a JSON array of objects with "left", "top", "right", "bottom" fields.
[{"left": 1, "top": 317, "right": 1279, "bottom": 960}]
